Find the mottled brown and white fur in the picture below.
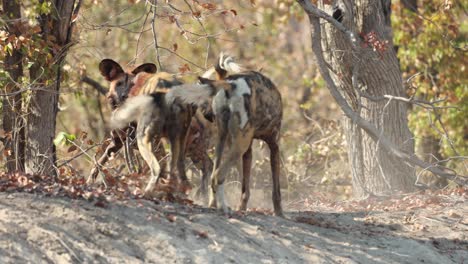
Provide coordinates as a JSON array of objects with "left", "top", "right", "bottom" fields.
[
  {"left": 98, "top": 59, "right": 213, "bottom": 195},
  {"left": 167, "top": 55, "right": 283, "bottom": 216}
]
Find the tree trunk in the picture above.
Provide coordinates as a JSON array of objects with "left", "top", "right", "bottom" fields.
[
  {"left": 317, "top": 0, "right": 416, "bottom": 196},
  {"left": 25, "top": 0, "right": 79, "bottom": 175},
  {"left": 2, "top": 0, "right": 25, "bottom": 172}
]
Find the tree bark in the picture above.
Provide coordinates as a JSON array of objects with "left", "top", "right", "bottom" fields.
[
  {"left": 25, "top": 0, "right": 80, "bottom": 175},
  {"left": 2, "top": 0, "right": 25, "bottom": 172},
  {"left": 303, "top": 0, "right": 417, "bottom": 196}
]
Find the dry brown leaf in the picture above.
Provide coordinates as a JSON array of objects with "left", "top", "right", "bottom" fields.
[
  {"left": 178, "top": 64, "right": 191, "bottom": 74},
  {"left": 67, "top": 145, "right": 78, "bottom": 153}
]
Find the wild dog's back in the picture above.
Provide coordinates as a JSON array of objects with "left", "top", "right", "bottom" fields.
[
  {"left": 129, "top": 72, "right": 183, "bottom": 97},
  {"left": 223, "top": 71, "right": 282, "bottom": 140}
]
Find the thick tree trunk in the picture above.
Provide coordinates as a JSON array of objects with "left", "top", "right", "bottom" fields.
[
  {"left": 318, "top": 0, "right": 416, "bottom": 196},
  {"left": 25, "top": 0, "right": 78, "bottom": 175},
  {"left": 2, "top": 0, "right": 25, "bottom": 172},
  {"left": 26, "top": 67, "right": 60, "bottom": 175}
]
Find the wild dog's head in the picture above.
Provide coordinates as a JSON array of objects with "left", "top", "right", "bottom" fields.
[
  {"left": 99, "top": 59, "right": 157, "bottom": 109},
  {"left": 200, "top": 52, "right": 244, "bottom": 80}
]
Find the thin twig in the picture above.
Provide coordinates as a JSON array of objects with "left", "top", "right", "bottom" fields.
[
  {"left": 57, "top": 143, "right": 102, "bottom": 168},
  {"left": 150, "top": 2, "right": 163, "bottom": 70},
  {"left": 133, "top": 8, "right": 152, "bottom": 65},
  {"left": 183, "top": 0, "right": 210, "bottom": 67}
]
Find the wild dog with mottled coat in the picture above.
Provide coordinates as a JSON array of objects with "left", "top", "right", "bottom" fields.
[
  {"left": 167, "top": 55, "right": 283, "bottom": 216},
  {"left": 88, "top": 60, "right": 166, "bottom": 183},
  {"left": 93, "top": 59, "right": 213, "bottom": 195}
]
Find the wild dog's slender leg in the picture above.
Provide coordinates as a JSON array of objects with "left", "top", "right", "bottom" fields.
[
  {"left": 239, "top": 144, "right": 252, "bottom": 211},
  {"left": 209, "top": 113, "right": 229, "bottom": 208},
  {"left": 152, "top": 135, "right": 167, "bottom": 179},
  {"left": 195, "top": 111, "right": 215, "bottom": 190},
  {"left": 211, "top": 139, "right": 251, "bottom": 214},
  {"left": 187, "top": 139, "right": 213, "bottom": 199},
  {"left": 212, "top": 125, "right": 253, "bottom": 214},
  {"left": 176, "top": 120, "right": 191, "bottom": 189},
  {"left": 187, "top": 129, "right": 213, "bottom": 201},
  {"left": 137, "top": 116, "right": 162, "bottom": 194},
  {"left": 210, "top": 149, "right": 240, "bottom": 213},
  {"left": 124, "top": 135, "right": 136, "bottom": 174},
  {"left": 168, "top": 125, "right": 181, "bottom": 184},
  {"left": 199, "top": 151, "right": 214, "bottom": 201},
  {"left": 87, "top": 130, "right": 124, "bottom": 184},
  {"left": 266, "top": 136, "right": 283, "bottom": 217}
]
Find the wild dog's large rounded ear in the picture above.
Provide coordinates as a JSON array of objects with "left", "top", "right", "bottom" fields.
[
  {"left": 198, "top": 76, "right": 215, "bottom": 85},
  {"left": 99, "top": 59, "right": 124, "bottom": 81},
  {"left": 132, "top": 63, "right": 157, "bottom": 75}
]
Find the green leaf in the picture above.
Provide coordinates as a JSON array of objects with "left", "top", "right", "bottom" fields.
[
  {"left": 39, "top": 2, "right": 52, "bottom": 15},
  {"left": 4, "top": 42, "right": 13, "bottom": 55},
  {"left": 54, "top": 132, "right": 76, "bottom": 146}
]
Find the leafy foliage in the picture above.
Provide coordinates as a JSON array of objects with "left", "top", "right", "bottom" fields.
[{"left": 393, "top": 1, "right": 467, "bottom": 165}]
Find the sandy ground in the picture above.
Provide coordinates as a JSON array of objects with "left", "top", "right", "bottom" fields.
[{"left": 0, "top": 191, "right": 466, "bottom": 264}]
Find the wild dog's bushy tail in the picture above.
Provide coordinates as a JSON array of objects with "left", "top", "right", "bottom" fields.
[
  {"left": 217, "top": 52, "right": 243, "bottom": 73},
  {"left": 165, "top": 83, "right": 216, "bottom": 108},
  {"left": 200, "top": 67, "right": 216, "bottom": 79},
  {"left": 201, "top": 52, "right": 244, "bottom": 79},
  {"left": 110, "top": 95, "right": 155, "bottom": 129}
]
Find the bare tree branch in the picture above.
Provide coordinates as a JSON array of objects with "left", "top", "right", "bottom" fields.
[
  {"left": 80, "top": 75, "right": 108, "bottom": 95},
  {"left": 360, "top": 93, "right": 459, "bottom": 110},
  {"left": 133, "top": 8, "right": 152, "bottom": 65},
  {"left": 183, "top": 0, "right": 210, "bottom": 67},
  {"left": 150, "top": 2, "right": 163, "bottom": 70}
]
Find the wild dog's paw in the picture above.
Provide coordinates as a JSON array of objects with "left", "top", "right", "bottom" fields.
[{"left": 178, "top": 180, "right": 193, "bottom": 194}]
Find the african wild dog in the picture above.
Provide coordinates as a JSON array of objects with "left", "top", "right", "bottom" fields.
[
  {"left": 167, "top": 55, "right": 283, "bottom": 216},
  {"left": 91, "top": 59, "right": 213, "bottom": 195},
  {"left": 109, "top": 67, "right": 213, "bottom": 194},
  {"left": 88, "top": 60, "right": 166, "bottom": 183}
]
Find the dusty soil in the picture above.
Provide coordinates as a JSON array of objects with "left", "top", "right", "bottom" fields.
[{"left": 0, "top": 188, "right": 467, "bottom": 264}]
